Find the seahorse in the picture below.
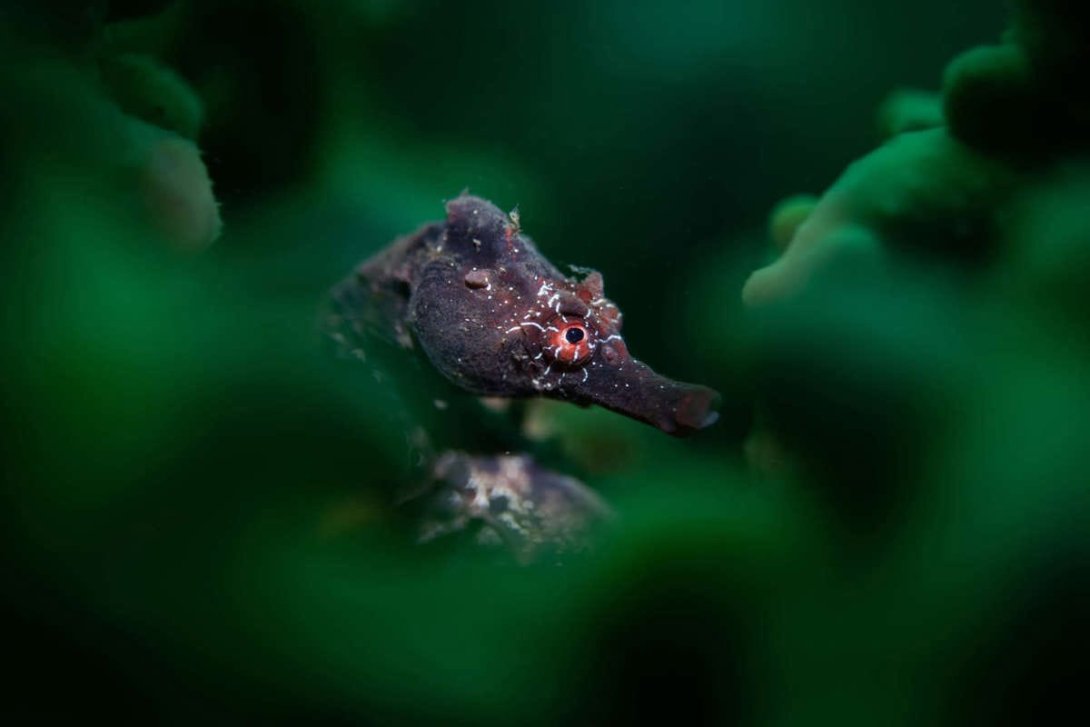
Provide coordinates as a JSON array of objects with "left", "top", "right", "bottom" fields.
[{"left": 325, "top": 194, "right": 719, "bottom": 557}]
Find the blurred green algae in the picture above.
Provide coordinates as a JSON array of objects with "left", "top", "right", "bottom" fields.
[{"left": 2, "top": 0, "right": 1088, "bottom": 723}]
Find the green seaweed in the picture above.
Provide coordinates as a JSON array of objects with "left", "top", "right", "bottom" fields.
[{"left": 2, "top": 1, "right": 1086, "bottom": 723}]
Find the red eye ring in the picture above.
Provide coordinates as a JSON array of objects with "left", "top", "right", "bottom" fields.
[{"left": 545, "top": 317, "right": 595, "bottom": 366}]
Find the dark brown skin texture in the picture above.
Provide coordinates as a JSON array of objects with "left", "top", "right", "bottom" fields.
[{"left": 330, "top": 194, "right": 720, "bottom": 436}]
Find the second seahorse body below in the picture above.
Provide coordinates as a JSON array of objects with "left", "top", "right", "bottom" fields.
[{"left": 333, "top": 194, "right": 719, "bottom": 435}]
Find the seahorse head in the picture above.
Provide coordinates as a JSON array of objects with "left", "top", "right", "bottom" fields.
[{"left": 409, "top": 195, "right": 720, "bottom": 436}]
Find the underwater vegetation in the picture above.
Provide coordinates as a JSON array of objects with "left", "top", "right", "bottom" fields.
[{"left": 1, "top": 0, "right": 1087, "bottom": 723}]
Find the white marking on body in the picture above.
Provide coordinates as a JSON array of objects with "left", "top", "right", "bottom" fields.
[
  {"left": 505, "top": 321, "right": 545, "bottom": 335},
  {"left": 531, "top": 362, "right": 556, "bottom": 391}
]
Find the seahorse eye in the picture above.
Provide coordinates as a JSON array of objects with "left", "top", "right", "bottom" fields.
[{"left": 546, "top": 317, "right": 594, "bottom": 366}]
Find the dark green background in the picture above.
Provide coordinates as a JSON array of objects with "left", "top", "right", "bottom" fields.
[{"left": 5, "top": 1, "right": 1084, "bottom": 724}]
